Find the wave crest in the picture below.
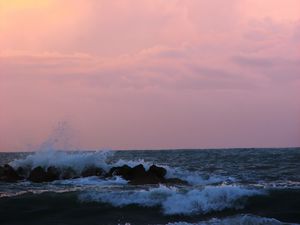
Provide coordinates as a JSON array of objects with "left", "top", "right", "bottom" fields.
[
  {"left": 9, "top": 150, "right": 114, "bottom": 172},
  {"left": 79, "top": 185, "right": 264, "bottom": 215},
  {"left": 167, "top": 214, "right": 291, "bottom": 225}
]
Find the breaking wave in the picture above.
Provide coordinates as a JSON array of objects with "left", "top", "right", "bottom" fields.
[
  {"left": 9, "top": 150, "right": 229, "bottom": 186},
  {"left": 167, "top": 214, "right": 297, "bottom": 225},
  {"left": 9, "top": 150, "right": 114, "bottom": 173},
  {"left": 79, "top": 185, "right": 264, "bottom": 215}
]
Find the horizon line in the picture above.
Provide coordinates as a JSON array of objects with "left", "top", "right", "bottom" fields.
[{"left": 1, "top": 146, "right": 299, "bottom": 153}]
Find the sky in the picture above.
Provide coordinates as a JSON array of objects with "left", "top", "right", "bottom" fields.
[{"left": 0, "top": 0, "right": 299, "bottom": 151}]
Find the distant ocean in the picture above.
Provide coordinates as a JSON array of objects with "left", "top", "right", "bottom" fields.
[{"left": 0, "top": 148, "right": 300, "bottom": 225}]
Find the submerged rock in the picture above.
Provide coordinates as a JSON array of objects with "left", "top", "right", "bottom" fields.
[
  {"left": 0, "top": 162, "right": 187, "bottom": 185},
  {"left": 0, "top": 164, "right": 22, "bottom": 182},
  {"left": 131, "top": 164, "right": 147, "bottom": 178}
]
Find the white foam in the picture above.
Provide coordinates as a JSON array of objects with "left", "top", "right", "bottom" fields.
[
  {"left": 113, "top": 158, "right": 153, "bottom": 170},
  {"left": 166, "top": 214, "right": 293, "bottom": 225},
  {"left": 9, "top": 150, "right": 230, "bottom": 186},
  {"left": 114, "top": 159, "right": 231, "bottom": 186},
  {"left": 54, "top": 176, "right": 128, "bottom": 186},
  {"left": 10, "top": 150, "right": 114, "bottom": 173},
  {"left": 79, "top": 185, "right": 264, "bottom": 215},
  {"left": 165, "top": 167, "right": 234, "bottom": 186}
]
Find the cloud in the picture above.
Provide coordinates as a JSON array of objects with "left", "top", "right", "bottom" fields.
[
  {"left": 0, "top": 0, "right": 300, "bottom": 150},
  {"left": 0, "top": 45, "right": 259, "bottom": 91}
]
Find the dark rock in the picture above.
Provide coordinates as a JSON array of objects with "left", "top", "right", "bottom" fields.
[
  {"left": 108, "top": 165, "right": 132, "bottom": 180},
  {"left": 0, "top": 166, "right": 4, "bottom": 177},
  {"left": 46, "top": 166, "right": 60, "bottom": 181},
  {"left": 81, "top": 166, "right": 104, "bottom": 177},
  {"left": 108, "top": 164, "right": 187, "bottom": 185},
  {"left": 28, "top": 166, "right": 48, "bottom": 183},
  {"left": 164, "top": 178, "right": 188, "bottom": 185},
  {"left": 0, "top": 164, "right": 22, "bottom": 182},
  {"left": 148, "top": 165, "right": 167, "bottom": 179},
  {"left": 127, "top": 164, "right": 169, "bottom": 185},
  {"left": 131, "top": 164, "right": 147, "bottom": 178},
  {"left": 61, "top": 167, "right": 78, "bottom": 179},
  {"left": 16, "top": 167, "right": 28, "bottom": 178},
  {"left": 129, "top": 173, "right": 161, "bottom": 185}
]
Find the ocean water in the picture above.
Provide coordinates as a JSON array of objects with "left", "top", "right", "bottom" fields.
[{"left": 0, "top": 148, "right": 299, "bottom": 225}]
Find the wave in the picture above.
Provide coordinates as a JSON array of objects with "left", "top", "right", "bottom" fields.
[
  {"left": 54, "top": 176, "right": 128, "bottom": 186},
  {"left": 9, "top": 150, "right": 230, "bottom": 186},
  {"left": 166, "top": 214, "right": 298, "bottom": 225},
  {"left": 1, "top": 188, "right": 300, "bottom": 224},
  {"left": 79, "top": 185, "right": 264, "bottom": 215},
  {"left": 9, "top": 150, "right": 114, "bottom": 173}
]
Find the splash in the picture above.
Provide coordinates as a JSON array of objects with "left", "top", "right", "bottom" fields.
[
  {"left": 166, "top": 214, "right": 290, "bottom": 225},
  {"left": 10, "top": 150, "right": 114, "bottom": 172},
  {"left": 38, "top": 121, "right": 76, "bottom": 152}
]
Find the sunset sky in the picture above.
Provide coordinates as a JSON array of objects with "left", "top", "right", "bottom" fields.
[{"left": 0, "top": 0, "right": 299, "bottom": 151}]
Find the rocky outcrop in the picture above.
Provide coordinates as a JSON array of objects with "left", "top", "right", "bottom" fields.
[
  {"left": 60, "top": 167, "right": 78, "bottom": 179},
  {"left": 148, "top": 165, "right": 167, "bottom": 179},
  {"left": 0, "top": 163, "right": 187, "bottom": 185},
  {"left": 108, "top": 164, "right": 186, "bottom": 185},
  {"left": 28, "top": 166, "right": 48, "bottom": 182},
  {"left": 81, "top": 166, "right": 104, "bottom": 177},
  {"left": 0, "top": 164, "right": 22, "bottom": 182},
  {"left": 28, "top": 166, "right": 60, "bottom": 183},
  {"left": 108, "top": 165, "right": 132, "bottom": 180}
]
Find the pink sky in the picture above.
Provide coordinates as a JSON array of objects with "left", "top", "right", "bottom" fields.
[{"left": 0, "top": 0, "right": 299, "bottom": 151}]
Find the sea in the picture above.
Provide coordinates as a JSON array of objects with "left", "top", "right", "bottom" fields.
[{"left": 0, "top": 148, "right": 299, "bottom": 225}]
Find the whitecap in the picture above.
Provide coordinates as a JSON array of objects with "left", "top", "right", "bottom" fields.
[
  {"left": 79, "top": 185, "right": 264, "bottom": 215},
  {"left": 9, "top": 150, "right": 114, "bottom": 173},
  {"left": 166, "top": 214, "right": 295, "bottom": 225}
]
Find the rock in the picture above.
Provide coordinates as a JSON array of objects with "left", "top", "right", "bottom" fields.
[
  {"left": 28, "top": 166, "right": 60, "bottom": 182},
  {"left": 108, "top": 165, "right": 132, "bottom": 180},
  {"left": 61, "top": 167, "right": 78, "bottom": 179},
  {"left": 148, "top": 165, "right": 167, "bottom": 179},
  {"left": 164, "top": 178, "right": 188, "bottom": 185},
  {"left": 128, "top": 164, "right": 169, "bottom": 185},
  {"left": 28, "top": 166, "right": 47, "bottom": 183},
  {"left": 108, "top": 164, "right": 187, "bottom": 186},
  {"left": 0, "top": 164, "right": 22, "bottom": 182},
  {"left": 46, "top": 166, "right": 60, "bottom": 181},
  {"left": 16, "top": 167, "right": 28, "bottom": 179},
  {"left": 81, "top": 166, "right": 104, "bottom": 177},
  {"left": 131, "top": 164, "right": 147, "bottom": 178},
  {"left": 129, "top": 173, "right": 161, "bottom": 185}
]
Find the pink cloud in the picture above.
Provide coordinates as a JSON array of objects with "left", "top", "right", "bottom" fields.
[{"left": 0, "top": 0, "right": 299, "bottom": 150}]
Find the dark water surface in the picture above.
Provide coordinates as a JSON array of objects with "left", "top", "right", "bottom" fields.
[{"left": 0, "top": 148, "right": 299, "bottom": 225}]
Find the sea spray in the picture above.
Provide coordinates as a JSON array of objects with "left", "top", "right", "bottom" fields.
[
  {"left": 10, "top": 150, "right": 114, "bottom": 172},
  {"left": 166, "top": 214, "right": 290, "bottom": 225}
]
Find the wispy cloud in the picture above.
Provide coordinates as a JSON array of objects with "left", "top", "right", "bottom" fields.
[{"left": 0, "top": 0, "right": 299, "bottom": 150}]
